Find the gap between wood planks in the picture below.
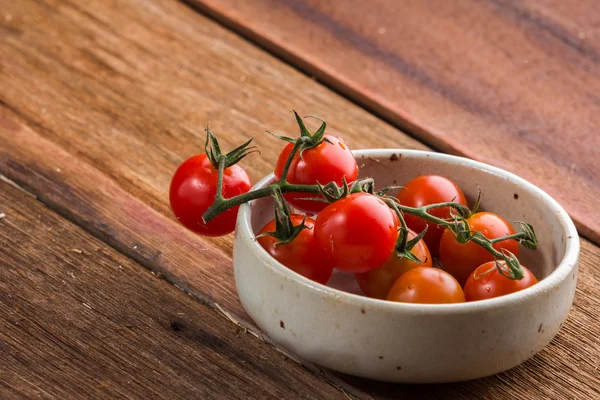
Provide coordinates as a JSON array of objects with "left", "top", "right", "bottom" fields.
[
  {"left": 176, "top": 0, "right": 443, "bottom": 151},
  {"left": 177, "top": 0, "right": 599, "bottom": 246},
  {"left": 1, "top": 0, "right": 597, "bottom": 397},
  {"left": 0, "top": 171, "right": 363, "bottom": 400},
  {"left": 0, "top": 177, "right": 357, "bottom": 399}
]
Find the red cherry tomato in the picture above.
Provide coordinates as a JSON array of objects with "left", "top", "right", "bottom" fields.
[
  {"left": 439, "top": 212, "right": 520, "bottom": 286},
  {"left": 257, "top": 215, "right": 333, "bottom": 284},
  {"left": 169, "top": 154, "right": 251, "bottom": 236},
  {"left": 464, "top": 262, "right": 538, "bottom": 301},
  {"left": 355, "top": 230, "right": 432, "bottom": 299},
  {"left": 397, "top": 175, "right": 467, "bottom": 256},
  {"left": 314, "top": 193, "right": 399, "bottom": 273},
  {"left": 387, "top": 267, "right": 465, "bottom": 304},
  {"left": 274, "top": 135, "right": 358, "bottom": 213}
]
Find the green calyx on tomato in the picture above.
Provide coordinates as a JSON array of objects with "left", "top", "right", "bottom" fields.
[
  {"left": 440, "top": 212, "right": 523, "bottom": 285},
  {"left": 464, "top": 261, "right": 538, "bottom": 301},
  {"left": 503, "top": 221, "right": 538, "bottom": 249},
  {"left": 311, "top": 176, "right": 378, "bottom": 204},
  {"left": 205, "top": 126, "right": 258, "bottom": 169},
  {"left": 256, "top": 188, "right": 309, "bottom": 245},
  {"left": 169, "top": 149, "right": 252, "bottom": 236},
  {"left": 256, "top": 187, "right": 334, "bottom": 285},
  {"left": 272, "top": 111, "right": 359, "bottom": 213},
  {"left": 389, "top": 202, "right": 429, "bottom": 265},
  {"left": 170, "top": 112, "right": 540, "bottom": 284},
  {"left": 268, "top": 110, "right": 331, "bottom": 156},
  {"left": 257, "top": 214, "right": 334, "bottom": 285},
  {"left": 397, "top": 175, "right": 471, "bottom": 256}
]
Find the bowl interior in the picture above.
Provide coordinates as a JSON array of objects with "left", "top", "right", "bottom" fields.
[{"left": 249, "top": 150, "right": 568, "bottom": 293}]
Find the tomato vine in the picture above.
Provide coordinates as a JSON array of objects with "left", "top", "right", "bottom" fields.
[{"left": 199, "top": 112, "right": 538, "bottom": 280}]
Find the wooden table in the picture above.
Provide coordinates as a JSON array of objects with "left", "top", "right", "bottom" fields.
[{"left": 1, "top": 1, "right": 598, "bottom": 398}]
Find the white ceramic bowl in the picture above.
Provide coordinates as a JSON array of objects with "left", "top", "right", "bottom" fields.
[{"left": 233, "top": 149, "right": 579, "bottom": 383}]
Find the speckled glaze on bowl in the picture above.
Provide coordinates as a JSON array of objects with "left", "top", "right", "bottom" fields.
[{"left": 232, "top": 150, "right": 579, "bottom": 383}]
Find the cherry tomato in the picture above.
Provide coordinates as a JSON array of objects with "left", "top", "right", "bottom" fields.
[
  {"left": 257, "top": 215, "right": 333, "bottom": 284},
  {"left": 314, "top": 193, "right": 399, "bottom": 273},
  {"left": 464, "top": 262, "right": 538, "bottom": 301},
  {"left": 355, "top": 230, "right": 432, "bottom": 299},
  {"left": 439, "top": 212, "right": 520, "bottom": 286},
  {"left": 397, "top": 175, "right": 467, "bottom": 256},
  {"left": 169, "top": 154, "right": 251, "bottom": 236},
  {"left": 387, "top": 267, "right": 465, "bottom": 304},
  {"left": 274, "top": 135, "right": 358, "bottom": 213}
]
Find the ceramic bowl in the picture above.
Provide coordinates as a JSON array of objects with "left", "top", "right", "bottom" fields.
[{"left": 232, "top": 149, "right": 579, "bottom": 383}]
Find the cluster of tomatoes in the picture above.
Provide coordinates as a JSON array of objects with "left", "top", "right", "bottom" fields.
[
  {"left": 357, "top": 176, "right": 538, "bottom": 303},
  {"left": 170, "top": 122, "right": 538, "bottom": 305}
]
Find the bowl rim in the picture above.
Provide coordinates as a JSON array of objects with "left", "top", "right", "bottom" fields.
[{"left": 236, "top": 149, "right": 580, "bottom": 315}]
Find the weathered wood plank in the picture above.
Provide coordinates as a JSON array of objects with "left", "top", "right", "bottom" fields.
[
  {"left": 0, "top": 108, "right": 245, "bottom": 318},
  {"left": 1, "top": 0, "right": 599, "bottom": 398},
  {"left": 0, "top": 0, "right": 424, "bottom": 332},
  {"left": 189, "top": 0, "right": 600, "bottom": 243},
  {"left": 5, "top": 107, "right": 599, "bottom": 399},
  {"left": 0, "top": 180, "right": 350, "bottom": 399},
  {"left": 0, "top": 0, "right": 423, "bottom": 396}
]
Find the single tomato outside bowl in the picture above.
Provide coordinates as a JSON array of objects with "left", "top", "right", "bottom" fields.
[{"left": 233, "top": 149, "right": 580, "bottom": 383}]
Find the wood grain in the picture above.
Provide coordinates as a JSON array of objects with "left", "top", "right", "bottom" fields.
[
  {"left": 189, "top": 0, "right": 600, "bottom": 243},
  {"left": 1, "top": 0, "right": 599, "bottom": 398},
  {"left": 4, "top": 109, "right": 600, "bottom": 399},
  {"left": 0, "top": 0, "right": 420, "bottom": 396},
  {"left": 0, "top": 107, "right": 246, "bottom": 318},
  {"left": 0, "top": 180, "right": 350, "bottom": 399},
  {"left": 0, "top": 0, "right": 424, "bottom": 330}
]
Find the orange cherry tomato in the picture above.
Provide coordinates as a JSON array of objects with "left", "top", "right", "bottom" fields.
[
  {"left": 397, "top": 175, "right": 467, "bottom": 256},
  {"left": 387, "top": 267, "right": 465, "bottom": 304},
  {"left": 464, "top": 261, "right": 538, "bottom": 301},
  {"left": 439, "top": 212, "right": 520, "bottom": 286},
  {"left": 355, "top": 230, "right": 432, "bottom": 299}
]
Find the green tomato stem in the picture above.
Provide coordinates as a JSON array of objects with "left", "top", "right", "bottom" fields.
[
  {"left": 214, "top": 156, "right": 226, "bottom": 202},
  {"left": 277, "top": 139, "right": 303, "bottom": 183},
  {"left": 489, "top": 232, "right": 528, "bottom": 243},
  {"left": 202, "top": 124, "right": 535, "bottom": 281},
  {"left": 202, "top": 182, "right": 321, "bottom": 223}
]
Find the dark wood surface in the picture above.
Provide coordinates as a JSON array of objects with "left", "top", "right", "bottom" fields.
[
  {"left": 1, "top": 0, "right": 599, "bottom": 398},
  {"left": 0, "top": 179, "right": 350, "bottom": 399},
  {"left": 0, "top": 0, "right": 425, "bottom": 321},
  {"left": 190, "top": 0, "right": 600, "bottom": 244},
  {"left": 3, "top": 86, "right": 600, "bottom": 400}
]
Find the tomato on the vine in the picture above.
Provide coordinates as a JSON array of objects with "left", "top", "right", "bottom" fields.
[
  {"left": 387, "top": 267, "right": 465, "bottom": 304},
  {"left": 257, "top": 215, "right": 333, "bottom": 284},
  {"left": 355, "top": 229, "right": 432, "bottom": 299},
  {"left": 439, "top": 212, "right": 520, "bottom": 286},
  {"left": 314, "top": 193, "right": 399, "bottom": 274},
  {"left": 464, "top": 262, "right": 537, "bottom": 301},
  {"left": 397, "top": 175, "right": 467, "bottom": 256},
  {"left": 274, "top": 134, "right": 358, "bottom": 213},
  {"left": 170, "top": 154, "right": 251, "bottom": 237}
]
